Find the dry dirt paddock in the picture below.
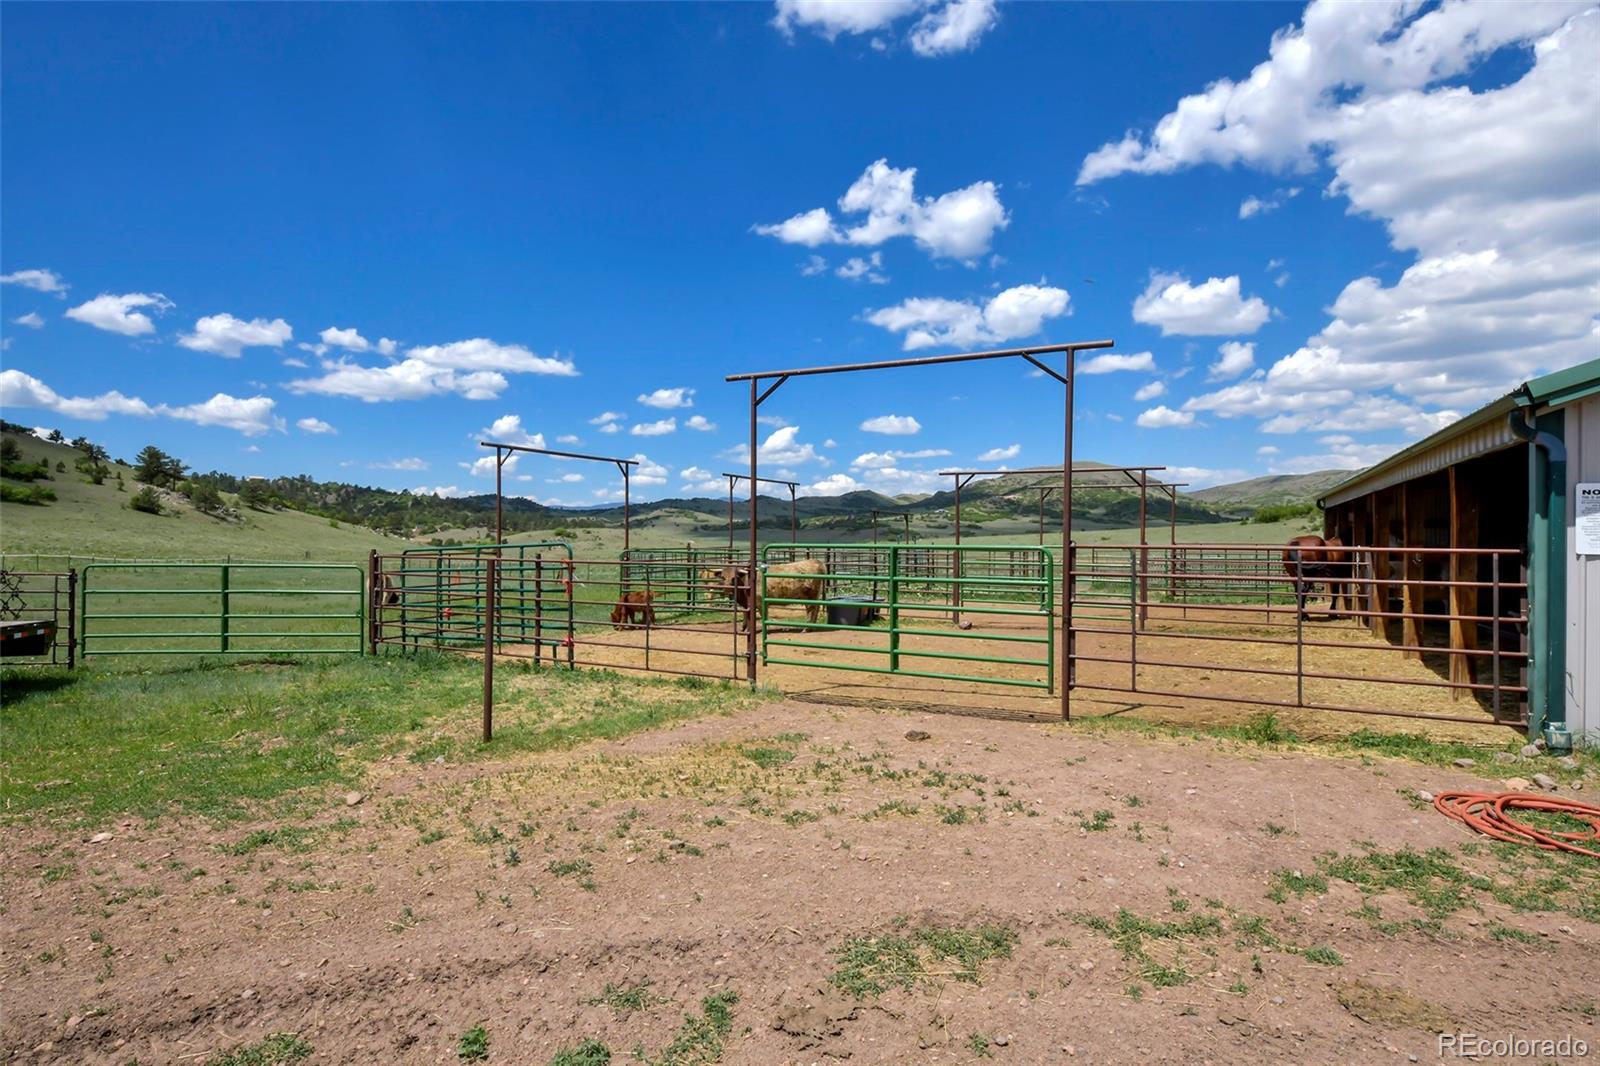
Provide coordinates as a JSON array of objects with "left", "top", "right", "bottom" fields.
[{"left": 4, "top": 697, "right": 1597, "bottom": 1065}]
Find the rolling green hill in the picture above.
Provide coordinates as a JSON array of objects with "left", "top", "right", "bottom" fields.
[
  {"left": 0, "top": 431, "right": 407, "bottom": 565},
  {"left": 3, "top": 427, "right": 1314, "bottom": 564},
  {"left": 1188, "top": 469, "right": 1353, "bottom": 511}
]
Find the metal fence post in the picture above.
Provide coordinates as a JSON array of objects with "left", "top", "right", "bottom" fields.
[
  {"left": 1128, "top": 549, "right": 1138, "bottom": 692},
  {"left": 1295, "top": 581, "right": 1305, "bottom": 708},
  {"left": 66, "top": 569, "right": 77, "bottom": 670},
  {"left": 534, "top": 551, "right": 545, "bottom": 666},
  {"left": 884, "top": 545, "right": 900, "bottom": 673},
  {"left": 483, "top": 557, "right": 496, "bottom": 743},
  {"left": 219, "top": 565, "right": 231, "bottom": 654},
  {"left": 1491, "top": 552, "right": 1502, "bottom": 720},
  {"left": 358, "top": 552, "right": 372, "bottom": 656}
]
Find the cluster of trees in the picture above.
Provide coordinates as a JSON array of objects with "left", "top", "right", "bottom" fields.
[
  {"left": 133, "top": 445, "right": 188, "bottom": 489},
  {"left": 1247, "top": 501, "right": 1320, "bottom": 525},
  {"left": 190, "top": 471, "right": 560, "bottom": 535},
  {"left": 0, "top": 436, "right": 52, "bottom": 482}
]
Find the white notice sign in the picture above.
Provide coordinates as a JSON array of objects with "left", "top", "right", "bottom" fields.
[{"left": 1578, "top": 483, "right": 1600, "bottom": 555}]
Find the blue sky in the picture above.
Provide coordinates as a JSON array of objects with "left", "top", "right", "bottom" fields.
[{"left": 3, "top": 1, "right": 1595, "bottom": 503}]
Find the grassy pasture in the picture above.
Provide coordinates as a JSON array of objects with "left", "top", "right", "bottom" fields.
[
  {"left": 1, "top": 654, "right": 759, "bottom": 826},
  {"left": 0, "top": 433, "right": 404, "bottom": 566}
]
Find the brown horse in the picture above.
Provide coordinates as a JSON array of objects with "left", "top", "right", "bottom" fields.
[
  {"left": 610, "top": 591, "right": 656, "bottom": 629},
  {"left": 1282, "top": 535, "right": 1352, "bottom": 620}
]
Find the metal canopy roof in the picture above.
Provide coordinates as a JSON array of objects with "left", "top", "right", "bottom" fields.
[{"left": 1319, "top": 357, "right": 1600, "bottom": 509}]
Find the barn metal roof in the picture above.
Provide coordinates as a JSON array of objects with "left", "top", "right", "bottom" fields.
[{"left": 1318, "top": 358, "right": 1600, "bottom": 509}]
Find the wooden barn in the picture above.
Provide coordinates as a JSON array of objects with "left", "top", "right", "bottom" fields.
[{"left": 1318, "top": 358, "right": 1600, "bottom": 750}]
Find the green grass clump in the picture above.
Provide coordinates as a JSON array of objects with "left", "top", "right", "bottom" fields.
[
  {"left": 1077, "top": 909, "right": 1223, "bottom": 988},
  {"left": 1300, "top": 945, "right": 1343, "bottom": 966},
  {"left": 741, "top": 746, "right": 796, "bottom": 769},
  {"left": 639, "top": 989, "right": 737, "bottom": 1066},
  {"left": 1078, "top": 809, "right": 1115, "bottom": 832},
  {"left": 587, "top": 979, "right": 664, "bottom": 1013},
  {"left": 830, "top": 922, "right": 1017, "bottom": 999},
  {"left": 550, "top": 1039, "right": 611, "bottom": 1066},
  {"left": 457, "top": 1024, "right": 489, "bottom": 1062},
  {"left": 205, "top": 1033, "right": 313, "bottom": 1066},
  {"left": 1318, "top": 848, "right": 1477, "bottom": 919},
  {"left": 547, "top": 858, "right": 594, "bottom": 879},
  {"left": 1266, "top": 868, "right": 1328, "bottom": 903}
]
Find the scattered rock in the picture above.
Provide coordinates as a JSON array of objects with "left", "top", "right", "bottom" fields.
[
  {"left": 1520, "top": 743, "right": 1541, "bottom": 758},
  {"left": 1532, "top": 773, "right": 1557, "bottom": 791},
  {"left": 85, "top": 831, "right": 114, "bottom": 845},
  {"left": 1078, "top": 960, "right": 1095, "bottom": 972},
  {"left": 904, "top": 730, "right": 931, "bottom": 742},
  {"left": 344, "top": 791, "right": 365, "bottom": 807},
  {"left": 1493, "top": 752, "right": 1517, "bottom": 765},
  {"left": 994, "top": 1035, "right": 1010, "bottom": 1047},
  {"left": 1452, "top": 758, "right": 1475, "bottom": 768},
  {"left": 1503, "top": 777, "right": 1532, "bottom": 792},
  {"left": 1414, "top": 789, "right": 1434, "bottom": 803},
  {"left": 1557, "top": 755, "right": 1578, "bottom": 770}
]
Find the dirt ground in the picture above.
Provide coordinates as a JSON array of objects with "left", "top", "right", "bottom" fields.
[
  {"left": 4, "top": 696, "right": 1595, "bottom": 1065},
  {"left": 534, "top": 600, "right": 1520, "bottom": 745}
]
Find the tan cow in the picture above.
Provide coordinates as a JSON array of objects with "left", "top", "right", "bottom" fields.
[{"left": 722, "top": 558, "right": 827, "bottom": 632}]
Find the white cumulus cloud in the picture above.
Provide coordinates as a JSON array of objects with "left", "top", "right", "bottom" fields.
[
  {"left": 860, "top": 414, "right": 921, "bottom": 435},
  {"left": 772, "top": 0, "right": 996, "bottom": 56},
  {"left": 12, "top": 312, "right": 44, "bottom": 329},
  {"left": 684, "top": 414, "right": 716, "bottom": 432},
  {"left": 482, "top": 414, "right": 545, "bottom": 449},
  {"left": 907, "top": 0, "right": 999, "bottom": 56},
  {"left": 179, "top": 313, "right": 293, "bottom": 357},
  {"left": 1083, "top": 2, "right": 1600, "bottom": 440},
  {"left": 1136, "top": 405, "right": 1196, "bottom": 429},
  {"left": 1208, "top": 341, "right": 1256, "bottom": 381},
  {"left": 164, "top": 394, "right": 285, "bottom": 436},
  {"left": 65, "top": 292, "right": 173, "bottom": 336},
  {"left": 1132, "top": 273, "right": 1270, "bottom": 336},
  {"left": 756, "top": 158, "right": 1008, "bottom": 261},
  {"left": 638, "top": 387, "right": 694, "bottom": 409},
  {"left": 977, "top": 443, "right": 1020, "bottom": 461},
  {"left": 631, "top": 417, "right": 676, "bottom": 437},
  {"left": 836, "top": 251, "right": 889, "bottom": 283},
  {"left": 296, "top": 417, "right": 336, "bottom": 435},
  {"left": 0, "top": 369, "right": 155, "bottom": 421},
  {"left": 0, "top": 268, "right": 68, "bottom": 295},
  {"left": 1079, "top": 351, "right": 1155, "bottom": 375},
  {"left": 867, "top": 282, "right": 1069, "bottom": 350},
  {"left": 287, "top": 338, "right": 572, "bottom": 402}
]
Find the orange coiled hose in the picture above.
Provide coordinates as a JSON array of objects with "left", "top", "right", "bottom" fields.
[{"left": 1433, "top": 791, "right": 1600, "bottom": 858}]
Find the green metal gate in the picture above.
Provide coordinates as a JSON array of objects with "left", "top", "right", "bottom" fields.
[
  {"left": 759, "top": 543, "right": 1054, "bottom": 690},
  {"left": 80, "top": 563, "right": 365, "bottom": 657},
  {"left": 392, "top": 543, "right": 574, "bottom": 650}
]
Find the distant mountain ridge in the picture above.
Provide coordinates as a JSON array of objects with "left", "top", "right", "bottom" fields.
[
  {"left": 1189, "top": 470, "right": 1353, "bottom": 510},
  {"left": 3, "top": 425, "right": 1343, "bottom": 539}
]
